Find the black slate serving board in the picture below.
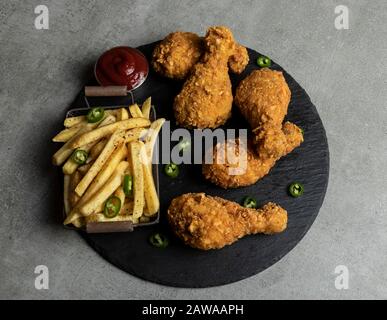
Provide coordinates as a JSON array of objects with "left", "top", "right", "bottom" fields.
[{"left": 70, "top": 42, "right": 329, "bottom": 288}]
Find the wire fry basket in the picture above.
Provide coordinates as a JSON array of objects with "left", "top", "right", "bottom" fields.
[{"left": 63, "top": 104, "right": 160, "bottom": 233}]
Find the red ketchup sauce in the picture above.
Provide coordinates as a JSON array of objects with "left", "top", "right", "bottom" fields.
[{"left": 95, "top": 46, "right": 149, "bottom": 90}]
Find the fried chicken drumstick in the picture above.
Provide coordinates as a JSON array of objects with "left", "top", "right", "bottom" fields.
[
  {"left": 235, "top": 68, "right": 303, "bottom": 158},
  {"left": 152, "top": 31, "right": 248, "bottom": 80},
  {"left": 203, "top": 68, "right": 303, "bottom": 188},
  {"left": 173, "top": 26, "right": 246, "bottom": 129},
  {"left": 167, "top": 193, "right": 287, "bottom": 250}
]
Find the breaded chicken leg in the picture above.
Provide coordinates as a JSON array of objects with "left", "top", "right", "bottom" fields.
[
  {"left": 152, "top": 32, "right": 203, "bottom": 80},
  {"left": 173, "top": 26, "right": 241, "bottom": 128},
  {"left": 202, "top": 138, "right": 275, "bottom": 189},
  {"left": 202, "top": 68, "right": 303, "bottom": 188},
  {"left": 152, "top": 31, "right": 248, "bottom": 79},
  {"left": 202, "top": 123, "right": 303, "bottom": 188},
  {"left": 167, "top": 193, "right": 287, "bottom": 250}
]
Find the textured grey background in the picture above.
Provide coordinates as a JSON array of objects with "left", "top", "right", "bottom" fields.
[{"left": 0, "top": 0, "right": 386, "bottom": 299}]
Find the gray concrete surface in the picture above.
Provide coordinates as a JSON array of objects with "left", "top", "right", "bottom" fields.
[{"left": 0, "top": 0, "right": 386, "bottom": 299}]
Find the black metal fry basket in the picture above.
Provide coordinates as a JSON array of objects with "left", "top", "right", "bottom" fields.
[{"left": 62, "top": 95, "right": 160, "bottom": 233}]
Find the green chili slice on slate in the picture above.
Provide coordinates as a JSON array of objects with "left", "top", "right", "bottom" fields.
[
  {"left": 149, "top": 233, "right": 169, "bottom": 248},
  {"left": 164, "top": 163, "right": 179, "bottom": 178},
  {"left": 257, "top": 55, "right": 272, "bottom": 68},
  {"left": 288, "top": 182, "right": 304, "bottom": 197},
  {"left": 243, "top": 196, "right": 258, "bottom": 208}
]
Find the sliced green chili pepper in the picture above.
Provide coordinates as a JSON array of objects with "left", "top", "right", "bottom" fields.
[
  {"left": 288, "top": 182, "right": 304, "bottom": 197},
  {"left": 104, "top": 196, "right": 121, "bottom": 218},
  {"left": 300, "top": 127, "right": 304, "bottom": 135},
  {"left": 149, "top": 233, "right": 169, "bottom": 248},
  {"left": 72, "top": 149, "right": 88, "bottom": 165},
  {"left": 123, "top": 174, "right": 133, "bottom": 196},
  {"left": 257, "top": 55, "right": 272, "bottom": 68},
  {"left": 87, "top": 107, "right": 105, "bottom": 123},
  {"left": 164, "top": 163, "right": 179, "bottom": 178},
  {"left": 243, "top": 196, "right": 257, "bottom": 208}
]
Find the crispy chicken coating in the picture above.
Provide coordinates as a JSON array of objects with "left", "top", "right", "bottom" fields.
[
  {"left": 202, "top": 68, "right": 303, "bottom": 188},
  {"left": 253, "top": 121, "right": 303, "bottom": 160},
  {"left": 235, "top": 68, "right": 303, "bottom": 157},
  {"left": 152, "top": 31, "right": 249, "bottom": 80},
  {"left": 202, "top": 139, "right": 275, "bottom": 189},
  {"left": 202, "top": 123, "right": 303, "bottom": 188},
  {"left": 228, "top": 44, "right": 249, "bottom": 74},
  {"left": 167, "top": 193, "right": 287, "bottom": 250},
  {"left": 173, "top": 26, "right": 239, "bottom": 129},
  {"left": 152, "top": 32, "right": 202, "bottom": 80},
  {"left": 235, "top": 68, "right": 291, "bottom": 129}
]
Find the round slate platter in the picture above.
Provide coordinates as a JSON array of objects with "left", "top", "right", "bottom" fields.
[{"left": 69, "top": 42, "right": 329, "bottom": 288}]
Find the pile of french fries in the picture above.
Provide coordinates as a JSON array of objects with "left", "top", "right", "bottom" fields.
[{"left": 52, "top": 97, "right": 165, "bottom": 228}]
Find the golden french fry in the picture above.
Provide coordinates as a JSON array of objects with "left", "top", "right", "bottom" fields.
[
  {"left": 140, "top": 143, "right": 159, "bottom": 216},
  {"left": 129, "top": 104, "right": 144, "bottom": 118},
  {"left": 117, "top": 108, "right": 129, "bottom": 121},
  {"left": 63, "top": 143, "right": 127, "bottom": 225},
  {"left": 97, "top": 114, "right": 117, "bottom": 128},
  {"left": 79, "top": 161, "right": 129, "bottom": 216},
  {"left": 81, "top": 144, "right": 127, "bottom": 204},
  {"left": 124, "top": 127, "right": 147, "bottom": 143},
  {"left": 69, "top": 118, "right": 150, "bottom": 149},
  {"left": 63, "top": 110, "right": 117, "bottom": 128},
  {"left": 113, "top": 186, "right": 125, "bottom": 213},
  {"left": 63, "top": 175, "right": 71, "bottom": 215},
  {"left": 129, "top": 141, "right": 144, "bottom": 219},
  {"left": 64, "top": 116, "right": 86, "bottom": 128},
  {"left": 75, "top": 130, "right": 126, "bottom": 197},
  {"left": 52, "top": 124, "right": 95, "bottom": 166},
  {"left": 141, "top": 97, "right": 151, "bottom": 119},
  {"left": 53, "top": 124, "right": 84, "bottom": 142},
  {"left": 62, "top": 115, "right": 116, "bottom": 175},
  {"left": 61, "top": 141, "right": 93, "bottom": 175},
  {"left": 144, "top": 118, "right": 165, "bottom": 164}
]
